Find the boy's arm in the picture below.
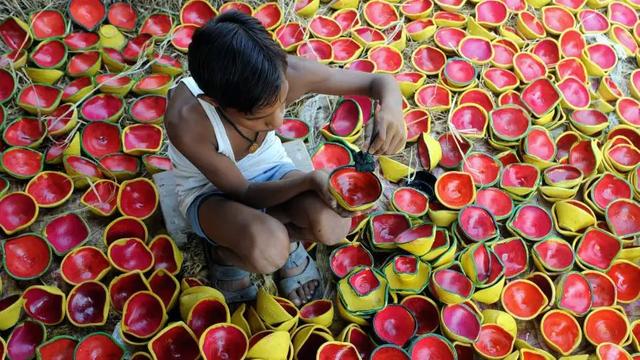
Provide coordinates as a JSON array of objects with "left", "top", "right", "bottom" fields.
[
  {"left": 285, "top": 55, "right": 406, "bottom": 155},
  {"left": 165, "top": 97, "right": 334, "bottom": 209}
]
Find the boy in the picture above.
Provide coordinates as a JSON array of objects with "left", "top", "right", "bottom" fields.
[{"left": 166, "top": 11, "right": 405, "bottom": 306}]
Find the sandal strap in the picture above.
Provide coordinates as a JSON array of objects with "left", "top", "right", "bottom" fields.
[{"left": 283, "top": 242, "right": 308, "bottom": 270}]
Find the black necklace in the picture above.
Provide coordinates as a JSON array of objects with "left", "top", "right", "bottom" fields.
[{"left": 218, "top": 108, "right": 260, "bottom": 153}]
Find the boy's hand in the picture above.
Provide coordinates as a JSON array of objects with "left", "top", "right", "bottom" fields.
[{"left": 365, "top": 101, "right": 407, "bottom": 155}]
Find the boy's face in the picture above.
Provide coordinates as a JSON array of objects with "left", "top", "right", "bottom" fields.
[{"left": 223, "top": 78, "right": 289, "bottom": 132}]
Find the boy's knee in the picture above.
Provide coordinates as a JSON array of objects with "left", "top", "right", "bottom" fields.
[
  {"left": 245, "top": 218, "right": 290, "bottom": 274},
  {"left": 310, "top": 206, "right": 350, "bottom": 246}
]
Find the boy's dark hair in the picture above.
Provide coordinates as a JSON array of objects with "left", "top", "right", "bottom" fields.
[{"left": 188, "top": 11, "right": 288, "bottom": 114}]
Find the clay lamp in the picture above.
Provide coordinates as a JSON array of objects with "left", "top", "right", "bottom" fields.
[
  {"left": 199, "top": 323, "right": 248, "bottom": 360},
  {"left": 143, "top": 155, "right": 172, "bottom": 174},
  {"left": 551, "top": 199, "right": 597, "bottom": 236},
  {"left": 99, "top": 153, "right": 140, "bottom": 181},
  {"left": 132, "top": 73, "right": 173, "bottom": 97},
  {"left": 554, "top": 131, "right": 582, "bottom": 163},
  {"left": 2, "top": 233, "right": 50, "bottom": 280},
  {"left": 516, "top": 11, "right": 547, "bottom": 39},
  {"left": 251, "top": 2, "right": 282, "bottom": 30},
  {"left": 394, "top": 71, "right": 426, "bottom": 98},
  {"left": 458, "top": 88, "right": 494, "bottom": 113},
  {"left": 394, "top": 223, "right": 436, "bottom": 257},
  {"left": 371, "top": 345, "right": 410, "bottom": 360},
  {"left": 501, "top": 279, "right": 548, "bottom": 320},
  {"left": 6, "top": 321, "right": 46, "bottom": 360},
  {"left": 350, "top": 26, "right": 386, "bottom": 50},
  {"left": 434, "top": 171, "right": 475, "bottom": 210},
  {"left": 330, "top": 243, "right": 374, "bottom": 279},
  {"left": 609, "top": 1, "right": 638, "bottom": 27},
  {"left": 400, "top": 295, "right": 440, "bottom": 335},
  {"left": 574, "top": 227, "right": 621, "bottom": 271},
  {"left": 420, "top": 227, "right": 453, "bottom": 262},
  {"left": 45, "top": 104, "right": 78, "bottom": 138},
  {"left": 429, "top": 263, "right": 474, "bottom": 304},
  {"left": 433, "top": 26, "right": 467, "bottom": 53},
  {"left": 456, "top": 206, "right": 498, "bottom": 245},
  {"left": 555, "top": 272, "right": 593, "bottom": 316},
  {"left": 583, "top": 270, "right": 618, "bottom": 307},
  {"left": 256, "top": 289, "right": 300, "bottom": 331},
  {"left": 483, "top": 68, "right": 519, "bottom": 94},
  {"left": 409, "top": 334, "right": 456, "bottom": 360},
  {"left": 299, "top": 300, "right": 334, "bottom": 328},
  {"left": 148, "top": 234, "right": 183, "bottom": 275},
  {"left": 474, "top": 188, "right": 513, "bottom": 221},
  {"left": 599, "top": 75, "right": 625, "bottom": 102},
  {"left": 148, "top": 322, "right": 199, "bottom": 360},
  {"left": 491, "top": 41, "right": 516, "bottom": 69},
  {"left": 366, "top": 212, "right": 411, "bottom": 251},
  {"left": 309, "top": 16, "right": 342, "bottom": 41},
  {"left": 43, "top": 212, "right": 89, "bottom": 256},
  {"left": 296, "top": 39, "right": 333, "bottom": 64},
  {"left": 473, "top": 324, "right": 515, "bottom": 359},
  {"left": 106, "top": 1, "right": 136, "bottom": 31},
  {"left": 489, "top": 105, "right": 531, "bottom": 145},
  {"left": 180, "top": 0, "right": 218, "bottom": 27},
  {"left": 362, "top": 0, "right": 399, "bottom": 29},
  {"left": 417, "top": 133, "right": 443, "bottom": 171},
  {"left": 66, "top": 280, "right": 109, "bottom": 327},
  {"left": 148, "top": 268, "right": 180, "bottom": 311},
  {"left": 616, "top": 97, "right": 640, "bottom": 128},
  {"left": 80, "top": 93, "right": 124, "bottom": 122},
  {"left": 332, "top": 8, "right": 360, "bottom": 34},
  {"left": 316, "top": 342, "right": 361, "bottom": 360},
  {"left": 492, "top": 237, "right": 529, "bottom": 278},
  {"left": 275, "top": 118, "right": 310, "bottom": 143},
  {"left": 75, "top": 333, "right": 124, "bottom": 360},
  {"left": 582, "top": 43, "right": 618, "bottom": 76},
  {"left": 108, "top": 238, "right": 154, "bottom": 273},
  {"left": 584, "top": 307, "right": 630, "bottom": 346},
  {"left": 371, "top": 304, "right": 416, "bottom": 347},
  {"left": 367, "top": 45, "right": 403, "bottom": 74},
  {"left": 532, "top": 238, "right": 575, "bottom": 274},
  {"left": 457, "top": 36, "right": 493, "bottom": 65},
  {"left": 79, "top": 179, "right": 118, "bottom": 216},
  {"left": 329, "top": 166, "right": 382, "bottom": 213},
  {"left": 449, "top": 104, "right": 488, "bottom": 139},
  {"left": 121, "top": 291, "right": 167, "bottom": 341},
  {"left": 567, "top": 139, "right": 602, "bottom": 179},
  {"left": 60, "top": 246, "right": 110, "bottom": 285},
  {"left": 403, "top": 108, "right": 431, "bottom": 142},
  {"left": 531, "top": 38, "right": 561, "bottom": 67},
  {"left": 1, "top": 147, "right": 44, "bottom": 180},
  {"left": 0, "top": 294, "right": 22, "bottom": 331},
  {"left": 382, "top": 255, "right": 431, "bottom": 295},
  {"left": 24, "top": 171, "right": 72, "bottom": 209},
  {"left": 36, "top": 336, "right": 77, "bottom": 360},
  {"left": 117, "top": 177, "right": 159, "bottom": 220},
  {"left": 521, "top": 78, "right": 561, "bottom": 119},
  {"left": 80, "top": 121, "right": 121, "bottom": 159},
  {"left": 390, "top": 187, "right": 429, "bottom": 218},
  {"left": 108, "top": 271, "right": 150, "bottom": 313},
  {"left": 606, "top": 199, "right": 640, "bottom": 239},
  {"left": 61, "top": 76, "right": 94, "bottom": 103},
  {"left": 17, "top": 84, "right": 62, "bottom": 115},
  {"left": 337, "top": 266, "right": 389, "bottom": 323},
  {"left": 21, "top": 285, "right": 66, "bottom": 325},
  {"left": 338, "top": 323, "right": 374, "bottom": 359},
  {"left": 507, "top": 204, "right": 552, "bottom": 242},
  {"left": 471, "top": 250, "right": 506, "bottom": 305},
  {"left": 500, "top": 163, "right": 540, "bottom": 200},
  {"left": 440, "top": 302, "right": 481, "bottom": 343},
  {"left": 247, "top": 330, "right": 292, "bottom": 360},
  {"left": 414, "top": 84, "right": 451, "bottom": 111},
  {"left": 3, "top": 117, "right": 46, "bottom": 148},
  {"left": 570, "top": 109, "right": 609, "bottom": 136},
  {"left": 606, "top": 260, "right": 640, "bottom": 303},
  {"left": 186, "top": 296, "right": 229, "bottom": 337}
]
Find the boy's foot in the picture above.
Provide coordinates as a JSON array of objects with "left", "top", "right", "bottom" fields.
[
  {"left": 206, "top": 245, "right": 258, "bottom": 303},
  {"left": 278, "top": 242, "right": 322, "bottom": 307}
]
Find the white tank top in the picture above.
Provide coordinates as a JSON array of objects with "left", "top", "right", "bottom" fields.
[{"left": 167, "top": 77, "right": 294, "bottom": 216}]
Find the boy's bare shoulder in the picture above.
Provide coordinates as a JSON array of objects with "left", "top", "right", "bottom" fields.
[{"left": 165, "top": 84, "right": 212, "bottom": 143}]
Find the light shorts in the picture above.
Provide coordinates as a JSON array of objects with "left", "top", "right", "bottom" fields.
[{"left": 186, "top": 162, "right": 298, "bottom": 245}]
